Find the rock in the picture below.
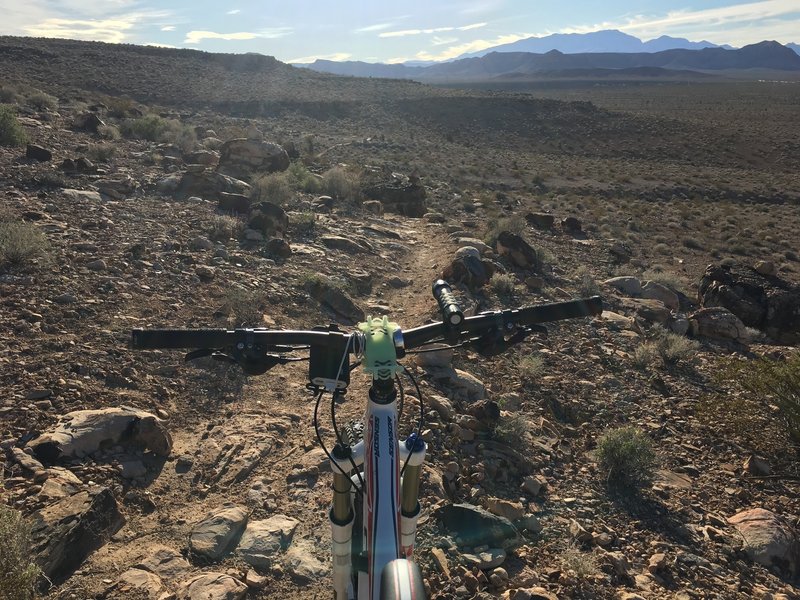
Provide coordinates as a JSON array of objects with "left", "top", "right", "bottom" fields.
[
  {"left": 185, "top": 150, "right": 219, "bottom": 166},
  {"left": 97, "top": 176, "right": 137, "bottom": 200},
  {"left": 426, "top": 393, "right": 455, "bottom": 421},
  {"left": 217, "top": 138, "right": 290, "bottom": 180},
  {"left": 604, "top": 276, "right": 642, "bottom": 296},
  {"left": 457, "top": 238, "right": 491, "bottom": 255},
  {"left": 562, "top": 217, "right": 582, "bottom": 233},
  {"left": 85, "top": 259, "right": 107, "bottom": 271},
  {"left": 442, "top": 247, "right": 494, "bottom": 291},
  {"left": 321, "top": 235, "right": 369, "bottom": 254},
  {"left": 698, "top": 263, "right": 800, "bottom": 343},
  {"left": 363, "top": 199, "right": 383, "bottom": 215},
  {"left": 244, "top": 569, "right": 266, "bottom": 589},
  {"left": 513, "top": 587, "right": 558, "bottom": 600},
  {"left": 31, "top": 487, "right": 125, "bottom": 585},
  {"left": 136, "top": 545, "right": 192, "bottom": 579},
  {"left": 521, "top": 475, "right": 547, "bottom": 497},
  {"left": 174, "top": 170, "right": 250, "bottom": 201},
  {"left": 689, "top": 307, "right": 751, "bottom": 343},
  {"left": 743, "top": 455, "right": 771, "bottom": 476},
  {"left": 569, "top": 519, "right": 593, "bottom": 544},
  {"left": 463, "top": 548, "right": 506, "bottom": 570},
  {"left": 754, "top": 260, "right": 777, "bottom": 277},
  {"left": 218, "top": 192, "right": 251, "bottom": 214},
  {"left": 605, "top": 551, "right": 630, "bottom": 577},
  {"left": 62, "top": 189, "right": 102, "bottom": 203},
  {"left": 609, "top": 240, "right": 633, "bottom": 263},
  {"left": 266, "top": 237, "right": 291, "bottom": 258},
  {"left": 363, "top": 173, "right": 426, "bottom": 217},
  {"left": 196, "top": 265, "right": 216, "bottom": 281},
  {"left": 11, "top": 447, "right": 45, "bottom": 473},
  {"left": 27, "top": 407, "right": 171, "bottom": 462},
  {"left": 189, "top": 504, "right": 249, "bottom": 560},
  {"left": 38, "top": 467, "right": 82, "bottom": 501},
  {"left": 641, "top": 281, "right": 679, "bottom": 311},
  {"left": 621, "top": 298, "right": 671, "bottom": 325},
  {"left": 73, "top": 112, "right": 105, "bottom": 133},
  {"left": 433, "top": 368, "right": 486, "bottom": 403},
  {"left": 647, "top": 552, "right": 667, "bottom": 573},
  {"left": 430, "top": 548, "right": 450, "bottom": 577},
  {"left": 485, "top": 498, "right": 525, "bottom": 522},
  {"left": 120, "top": 459, "right": 147, "bottom": 479},
  {"left": 515, "top": 514, "right": 543, "bottom": 534},
  {"left": 249, "top": 201, "right": 289, "bottom": 236},
  {"left": 669, "top": 315, "right": 690, "bottom": 336},
  {"left": 26, "top": 144, "right": 52, "bottom": 161},
  {"left": 414, "top": 344, "right": 454, "bottom": 370},
  {"left": 435, "top": 503, "right": 521, "bottom": 549},
  {"left": 285, "top": 542, "right": 328, "bottom": 581},
  {"left": 238, "top": 515, "right": 299, "bottom": 568},
  {"left": 191, "top": 236, "right": 214, "bottom": 251},
  {"left": 525, "top": 275, "right": 544, "bottom": 291},
  {"left": 116, "top": 569, "right": 163, "bottom": 599},
  {"left": 177, "top": 573, "right": 247, "bottom": 600},
  {"left": 728, "top": 508, "right": 800, "bottom": 575},
  {"left": 496, "top": 231, "right": 541, "bottom": 270},
  {"left": 525, "top": 212, "right": 555, "bottom": 229},
  {"left": 304, "top": 277, "right": 364, "bottom": 324}
]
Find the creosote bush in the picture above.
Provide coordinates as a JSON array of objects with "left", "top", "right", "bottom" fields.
[
  {"left": 493, "top": 413, "right": 529, "bottom": 447},
  {"left": 0, "top": 105, "right": 27, "bottom": 147},
  {"left": 560, "top": 547, "right": 599, "bottom": 579},
  {"left": 286, "top": 162, "right": 322, "bottom": 193},
  {"left": 0, "top": 221, "right": 50, "bottom": 272},
  {"left": 208, "top": 215, "right": 243, "bottom": 242},
  {"left": 120, "top": 114, "right": 196, "bottom": 150},
  {"left": 26, "top": 90, "right": 58, "bottom": 110},
  {"left": 323, "top": 166, "right": 360, "bottom": 201},
  {"left": 251, "top": 173, "right": 293, "bottom": 206},
  {"left": 595, "top": 426, "right": 657, "bottom": 489},
  {"left": 490, "top": 272, "right": 516, "bottom": 299},
  {"left": 517, "top": 354, "right": 545, "bottom": 379},
  {"left": 0, "top": 505, "right": 41, "bottom": 600}
]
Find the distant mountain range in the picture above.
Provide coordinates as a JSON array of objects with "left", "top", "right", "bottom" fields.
[
  {"left": 456, "top": 29, "right": 731, "bottom": 59},
  {"left": 305, "top": 41, "right": 800, "bottom": 81},
  {"left": 789, "top": 43, "right": 800, "bottom": 55}
]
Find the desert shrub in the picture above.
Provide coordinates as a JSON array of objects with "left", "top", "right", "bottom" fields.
[
  {"left": 654, "top": 329, "right": 699, "bottom": 366},
  {"left": 121, "top": 114, "right": 196, "bottom": 150},
  {"left": 290, "top": 211, "right": 316, "bottom": 235},
  {"left": 37, "top": 171, "right": 66, "bottom": 188},
  {"left": 632, "top": 342, "right": 659, "bottom": 370},
  {"left": 251, "top": 173, "right": 293, "bottom": 206},
  {"left": 517, "top": 354, "right": 544, "bottom": 379},
  {"left": 0, "top": 505, "right": 41, "bottom": 600},
  {"left": 286, "top": 162, "right": 322, "bottom": 193},
  {"left": 105, "top": 96, "right": 136, "bottom": 118},
  {"left": 652, "top": 243, "right": 670, "bottom": 255},
  {"left": 323, "top": 166, "right": 360, "bottom": 201},
  {"left": 97, "top": 124, "right": 121, "bottom": 140},
  {"left": 596, "top": 426, "right": 656, "bottom": 488},
  {"left": 86, "top": 143, "right": 116, "bottom": 162},
  {"left": 26, "top": 90, "right": 57, "bottom": 110},
  {"left": 493, "top": 413, "right": 529, "bottom": 446},
  {"left": 641, "top": 267, "right": 689, "bottom": 294},
  {"left": 208, "top": 215, "right": 243, "bottom": 241},
  {"left": 575, "top": 266, "right": 599, "bottom": 296},
  {"left": 682, "top": 237, "right": 703, "bottom": 250},
  {"left": 560, "top": 547, "right": 599, "bottom": 579},
  {"left": 490, "top": 272, "right": 516, "bottom": 298},
  {"left": 0, "top": 86, "right": 19, "bottom": 104},
  {"left": 0, "top": 105, "right": 27, "bottom": 147},
  {"left": 483, "top": 215, "right": 525, "bottom": 246},
  {"left": 223, "top": 287, "right": 266, "bottom": 326},
  {"left": 729, "top": 354, "right": 800, "bottom": 443},
  {"left": 0, "top": 221, "right": 50, "bottom": 272}
]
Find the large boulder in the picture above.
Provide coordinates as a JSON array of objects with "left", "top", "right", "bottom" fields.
[
  {"left": 728, "top": 508, "right": 799, "bottom": 576},
  {"left": 689, "top": 306, "right": 751, "bottom": 343},
  {"left": 698, "top": 263, "right": 800, "bottom": 344},
  {"left": 31, "top": 487, "right": 125, "bottom": 585},
  {"left": 174, "top": 169, "right": 251, "bottom": 201},
  {"left": 435, "top": 503, "right": 522, "bottom": 550},
  {"left": 249, "top": 201, "right": 289, "bottom": 237},
  {"left": 238, "top": 515, "right": 299, "bottom": 568},
  {"left": 363, "top": 173, "right": 426, "bottom": 217},
  {"left": 495, "top": 231, "right": 541, "bottom": 271},
  {"left": 189, "top": 504, "right": 249, "bottom": 560},
  {"left": 641, "top": 280, "right": 680, "bottom": 311},
  {"left": 304, "top": 277, "right": 365, "bottom": 324},
  {"left": 442, "top": 246, "right": 495, "bottom": 292},
  {"left": 27, "top": 407, "right": 172, "bottom": 462},
  {"left": 217, "top": 138, "right": 290, "bottom": 180}
]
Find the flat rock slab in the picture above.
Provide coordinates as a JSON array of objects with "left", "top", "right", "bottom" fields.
[
  {"left": 136, "top": 545, "right": 192, "bottom": 579},
  {"left": 27, "top": 406, "right": 172, "bottom": 462},
  {"left": 285, "top": 542, "right": 329, "bottom": 582},
  {"left": 116, "top": 568, "right": 163, "bottom": 599},
  {"left": 189, "top": 504, "right": 249, "bottom": 560},
  {"left": 177, "top": 572, "right": 247, "bottom": 600},
  {"left": 31, "top": 487, "right": 125, "bottom": 585},
  {"left": 728, "top": 508, "right": 800, "bottom": 575},
  {"left": 435, "top": 503, "right": 521, "bottom": 550},
  {"left": 238, "top": 515, "right": 299, "bottom": 568}
]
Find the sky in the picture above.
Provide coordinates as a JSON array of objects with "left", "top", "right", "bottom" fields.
[{"left": 1, "top": 0, "right": 799, "bottom": 63}]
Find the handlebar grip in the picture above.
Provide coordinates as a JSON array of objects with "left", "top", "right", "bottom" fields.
[
  {"left": 517, "top": 296, "right": 603, "bottom": 324},
  {"left": 131, "top": 328, "right": 233, "bottom": 349},
  {"left": 432, "top": 280, "right": 464, "bottom": 327}
]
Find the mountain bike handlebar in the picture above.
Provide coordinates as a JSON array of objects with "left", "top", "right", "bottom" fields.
[{"left": 131, "top": 296, "right": 603, "bottom": 353}]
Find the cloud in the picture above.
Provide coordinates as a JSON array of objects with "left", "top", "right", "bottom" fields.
[
  {"left": 379, "top": 22, "right": 487, "bottom": 38},
  {"left": 355, "top": 22, "right": 394, "bottom": 33},
  {"left": 432, "top": 36, "right": 459, "bottom": 46},
  {"left": 161, "top": 25, "right": 175, "bottom": 31},
  {"left": 184, "top": 27, "right": 292, "bottom": 44},
  {"left": 415, "top": 32, "right": 533, "bottom": 61},
  {"left": 287, "top": 52, "right": 352, "bottom": 63},
  {"left": 144, "top": 42, "right": 178, "bottom": 48},
  {"left": 24, "top": 12, "right": 169, "bottom": 44},
  {"left": 226, "top": 9, "right": 241, "bottom": 15}
]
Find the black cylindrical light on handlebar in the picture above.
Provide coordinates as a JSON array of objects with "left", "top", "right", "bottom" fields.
[{"left": 432, "top": 280, "right": 464, "bottom": 327}]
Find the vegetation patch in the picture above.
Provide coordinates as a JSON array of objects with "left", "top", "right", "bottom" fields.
[
  {"left": 0, "top": 105, "right": 27, "bottom": 147},
  {"left": 0, "top": 505, "right": 41, "bottom": 600},
  {"left": 0, "top": 221, "right": 51, "bottom": 272},
  {"left": 595, "top": 426, "right": 657, "bottom": 489}
]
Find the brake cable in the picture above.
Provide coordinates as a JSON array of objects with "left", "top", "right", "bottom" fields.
[{"left": 314, "top": 389, "right": 364, "bottom": 495}]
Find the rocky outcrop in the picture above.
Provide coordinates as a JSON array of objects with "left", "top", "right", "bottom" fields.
[
  {"left": 688, "top": 306, "right": 751, "bottom": 343},
  {"left": 363, "top": 173, "right": 426, "bottom": 217},
  {"left": 216, "top": 138, "right": 290, "bottom": 180},
  {"left": 442, "top": 246, "right": 495, "bottom": 291},
  {"left": 238, "top": 515, "right": 299, "bottom": 568},
  {"left": 31, "top": 487, "right": 125, "bottom": 585},
  {"left": 496, "top": 231, "right": 541, "bottom": 271},
  {"left": 189, "top": 504, "right": 249, "bottom": 560},
  {"left": 173, "top": 169, "right": 251, "bottom": 201},
  {"left": 304, "top": 277, "right": 365, "bottom": 324},
  {"left": 27, "top": 407, "right": 172, "bottom": 462},
  {"left": 698, "top": 263, "right": 800, "bottom": 344},
  {"left": 728, "top": 508, "right": 799, "bottom": 576},
  {"left": 248, "top": 201, "right": 288, "bottom": 237}
]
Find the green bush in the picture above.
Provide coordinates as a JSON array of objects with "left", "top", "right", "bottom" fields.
[
  {"left": 208, "top": 215, "right": 243, "bottom": 242},
  {"left": 0, "top": 221, "right": 50, "bottom": 272},
  {"left": 86, "top": 143, "right": 116, "bottom": 162},
  {"left": 0, "top": 105, "right": 27, "bottom": 147},
  {"left": 517, "top": 354, "right": 544, "bottom": 379},
  {"left": 120, "top": 114, "right": 196, "bottom": 150},
  {"left": 493, "top": 413, "right": 529, "bottom": 446},
  {"left": 286, "top": 162, "right": 322, "bottom": 193},
  {"left": 290, "top": 211, "right": 316, "bottom": 235},
  {"left": 323, "top": 166, "right": 360, "bottom": 201},
  {"left": 97, "top": 124, "right": 121, "bottom": 140},
  {"left": 490, "top": 272, "right": 516, "bottom": 298},
  {"left": 0, "top": 505, "right": 41, "bottom": 600},
  {"left": 575, "top": 266, "right": 599, "bottom": 297},
  {"left": 734, "top": 353, "right": 800, "bottom": 443},
  {"left": 595, "top": 426, "right": 657, "bottom": 488},
  {"left": 251, "top": 173, "right": 293, "bottom": 206},
  {"left": 0, "top": 86, "right": 19, "bottom": 104},
  {"left": 26, "top": 90, "right": 57, "bottom": 110},
  {"left": 560, "top": 547, "right": 599, "bottom": 579}
]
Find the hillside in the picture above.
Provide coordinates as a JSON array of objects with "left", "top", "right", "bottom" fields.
[{"left": 1, "top": 36, "right": 800, "bottom": 600}]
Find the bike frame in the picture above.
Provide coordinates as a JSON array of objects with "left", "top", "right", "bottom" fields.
[{"left": 328, "top": 318, "right": 427, "bottom": 600}]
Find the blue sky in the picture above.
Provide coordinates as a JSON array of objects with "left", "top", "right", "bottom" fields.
[{"left": 3, "top": 0, "right": 799, "bottom": 63}]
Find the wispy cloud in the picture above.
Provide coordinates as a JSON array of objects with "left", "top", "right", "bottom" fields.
[
  {"left": 184, "top": 27, "right": 293, "bottom": 44},
  {"left": 355, "top": 22, "right": 394, "bottom": 33},
  {"left": 415, "top": 32, "right": 533, "bottom": 61},
  {"left": 379, "top": 22, "right": 487, "bottom": 38},
  {"left": 432, "top": 36, "right": 458, "bottom": 46},
  {"left": 226, "top": 9, "right": 241, "bottom": 15},
  {"left": 25, "top": 11, "right": 169, "bottom": 44},
  {"left": 287, "top": 52, "right": 352, "bottom": 63},
  {"left": 161, "top": 25, "right": 175, "bottom": 31}
]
